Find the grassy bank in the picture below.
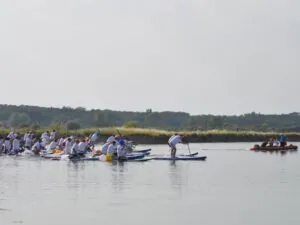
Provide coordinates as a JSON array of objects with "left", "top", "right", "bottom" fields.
[{"left": 1, "top": 127, "right": 300, "bottom": 144}]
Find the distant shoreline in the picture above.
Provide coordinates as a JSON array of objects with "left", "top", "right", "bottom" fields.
[{"left": 1, "top": 127, "right": 300, "bottom": 144}]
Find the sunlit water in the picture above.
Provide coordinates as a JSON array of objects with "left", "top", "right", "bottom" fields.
[{"left": 1, "top": 142, "right": 300, "bottom": 225}]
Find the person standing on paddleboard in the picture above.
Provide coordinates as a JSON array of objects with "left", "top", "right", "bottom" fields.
[{"left": 168, "top": 134, "right": 183, "bottom": 159}]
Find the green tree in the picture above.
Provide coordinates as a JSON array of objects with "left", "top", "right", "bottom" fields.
[
  {"left": 8, "top": 112, "right": 30, "bottom": 128},
  {"left": 66, "top": 121, "right": 81, "bottom": 130}
]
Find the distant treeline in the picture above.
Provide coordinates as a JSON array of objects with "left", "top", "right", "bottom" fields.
[{"left": 0, "top": 104, "right": 300, "bottom": 132}]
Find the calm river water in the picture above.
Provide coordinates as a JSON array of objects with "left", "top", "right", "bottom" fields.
[{"left": 1, "top": 142, "right": 300, "bottom": 225}]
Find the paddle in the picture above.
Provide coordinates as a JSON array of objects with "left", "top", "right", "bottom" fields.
[
  {"left": 116, "top": 128, "right": 122, "bottom": 137},
  {"left": 187, "top": 143, "right": 193, "bottom": 156}
]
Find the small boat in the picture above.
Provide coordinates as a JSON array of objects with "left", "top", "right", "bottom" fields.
[
  {"left": 250, "top": 144, "right": 298, "bottom": 151},
  {"left": 152, "top": 155, "right": 207, "bottom": 161}
]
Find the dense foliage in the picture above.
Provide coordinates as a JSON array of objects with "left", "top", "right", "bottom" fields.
[{"left": 0, "top": 104, "right": 300, "bottom": 132}]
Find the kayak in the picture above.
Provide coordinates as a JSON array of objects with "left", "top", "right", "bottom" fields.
[{"left": 152, "top": 155, "right": 207, "bottom": 161}]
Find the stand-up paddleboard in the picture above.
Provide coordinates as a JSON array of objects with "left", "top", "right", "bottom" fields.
[
  {"left": 130, "top": 157, "right": 153, "bottom": 162},
  {"left": 152, "top": 155, "right": 207, "bottom": 161},
  {"left": 150, "top": 152, "right": 198, "bottom": 157}
]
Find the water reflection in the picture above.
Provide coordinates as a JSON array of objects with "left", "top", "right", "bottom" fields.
[
  {"left": 66, "top": 161, "right": 81, "bottom": 190},
  {"left": 110, "top": 161, "right": 126, "bottom": 193},
  {"left": 168, "top": 162, "right": 184, "bottom": 196}
]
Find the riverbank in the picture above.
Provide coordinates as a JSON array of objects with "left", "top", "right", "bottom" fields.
[{"left": 1, "top": 127, "right": 300, "bottom": 144}]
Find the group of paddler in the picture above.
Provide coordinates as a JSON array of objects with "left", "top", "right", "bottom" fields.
[{"left": 0, "top": 129, "right": 189, "bottom": 160}]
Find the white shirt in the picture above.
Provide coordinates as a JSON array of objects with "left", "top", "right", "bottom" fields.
[
  {"left": 41, "top": 132, "right": 48, "bottom": 139},
  {"left": 107, "top": 144, "right": 117, "bottom": 154},
  {"left": 50, "top": 132, "right": 56, "bottom": 140},
  {"left": 91, "top": 133, "right": 98, "bottom": 142},
  {"left": 48, "top": 141, "right": 57, "bottom": 150},
  {"left": 24, "top": 133, "right": 29, "bottom": 141},
  {"left": 12, "top": 139, "right": 20, "bottom": 150},
  {"left": 8, "top": 132, "right": 15, "bottom": 140},
  {"left": 65, "top": 140, "right": 72, "bottom": 154},
  {"left": 58, "top": 138, "right": 64, "bottom": 146},
  {"left": 168, "top": 135, "right": 176, "bottom": 143},
  {"left": 101, "top": 142, "right": 110, "bottom": 155},
  {"left": 32, "top": 142, "right": 41, "bottom": 151},
  {"left": 117, "top": 145, "right": 127, "bottom": 157},
  {"left": 4, "top": 140, "right": 11, "bottom": 149},
  {"left": 63, "top": 138, "right": 68, "bottom": 144},
  {"left": 25, "top": 137, "right": 32, "bottom": 147},
  {"left": 169, "top": 135, "right": 182, "bottom": 146},
  {"left": 71, "top": 143, "right": 79, "bottom": 154},
  {"left": 78, "top": 142, "right": 87, "bottom": 153}
]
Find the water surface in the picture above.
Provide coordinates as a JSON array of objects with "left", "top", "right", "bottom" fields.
[{"left": 1, "top": 142, "right": 300, "bottom": 225}]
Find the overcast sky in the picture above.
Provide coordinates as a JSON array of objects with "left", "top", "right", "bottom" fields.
[{"left": 0, "top": 0, "right": 299, "bottom": 115}]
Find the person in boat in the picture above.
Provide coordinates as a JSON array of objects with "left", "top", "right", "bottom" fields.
[
  {"left": 117, "top": 140, "right": 127, "bottom": 161},
  {"left": 273, "top": 139, "right": 280, "bottom": 147},
  {"left": 168, "top": 134, "right": 183, "bottom": 158},
  {"left": 31, "top": 139, "right": 43, "bottom": 155},
  {"left": 11, "top": 136, "right": 21, "bottom": 155},
  {"left": 268, "top": 138, "right": 274, "bottom": 147},
  {"left": 279, "top": 133, "right": 287, "bottom": 147},
  {"left": 261, "top": 140, "right": 268, "bottom": 147},
  {"left": 64, "top": 137, "right": 73, "bottom": 155}
]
